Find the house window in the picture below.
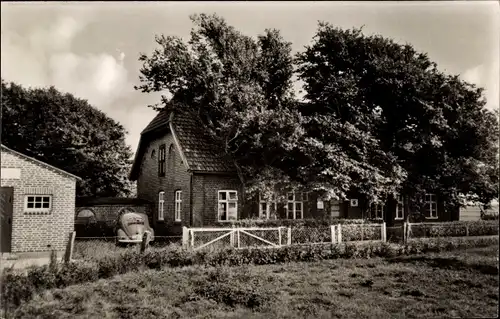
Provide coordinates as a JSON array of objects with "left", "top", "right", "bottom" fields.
[
  {"left": 425, "top": 193, "right": 438, "bottom": 219},
  {"left": 259, "top": 193, "right": 277, "bottom": 219},
  {"left": 370, "top": 203, "right": 384, "bottom": 220},
  {"left": 218, "top": 190, "right": 238, "bottom": 221},
  {"left": 330, "top": 200, "right": 341, "bottom": 218},
  {"left": 395, "top": 195, "right": 404, "bottom": 220},
  {"left": 286, "top": 192, "right": 307, "bottom": 219},
  {"left": 158, "top": 191, "right": 165, "bottom": 221},
  {"left": 158, "top": 144, "right": 166, "bottom": 177},
  {"left": 24, "top": 195, "right": 52, "bottom": 213},
  {"left": 175, "top": 190, "right": 182, "bottom": 222}
]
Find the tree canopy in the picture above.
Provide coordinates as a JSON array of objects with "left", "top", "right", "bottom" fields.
[
  {"left": 137, "top": 15, "right": 499, "bottom": 209},
  {"left": 1, "top": 79, "right": 134, "bottom": 198},
  {"left": 296, "top": 23, "right": 499, "bottom": 210}
]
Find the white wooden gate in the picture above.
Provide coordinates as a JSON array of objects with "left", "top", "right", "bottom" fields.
[{"left": 183, "top": 227, "right": 287, "bottom": 251}]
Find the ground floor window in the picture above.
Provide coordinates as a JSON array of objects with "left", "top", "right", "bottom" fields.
[
  {"left": 259, "top": 193, "right": 277, "bottom": 219},
  {"left": 175, "top": 190, "right": 182, "bottom": 222},
  {"left": 286, "top": 192, "right": 307, "bottom": 219},
  {"left": 395, "top": 195, "right": 404, "bottom": 220},
  {"left": 218, "top": 190, "right": 238, "bottom": 221},
  {"left": 158, "top": 191, "right": 165, "bottom": 221},
  {"left": 370, "top": 202, "right": 384, "bottom": 220},
  {"left": 424, "top": 193, "right": 438, "bottom": 219},
  {"left": 24, "top": 195, "right": 52, "bottom": 213}
]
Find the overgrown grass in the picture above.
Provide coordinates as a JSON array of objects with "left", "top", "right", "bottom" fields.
[
  {"left": 2, "top": 235, "right": 498, "bottom": 317},
  {"left": 9, "top": 245, "right": 499, "bottom": 319}
]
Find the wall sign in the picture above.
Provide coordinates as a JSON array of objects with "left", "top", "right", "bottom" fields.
[
  {"left": 1, "top": 168, "right": 21, "bottom": 180},
  {"left": 350, "top": 199, "right": 359, "bottom": 207}
]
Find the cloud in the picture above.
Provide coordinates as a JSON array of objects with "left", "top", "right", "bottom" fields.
[
  {"left": 462, "top": 64, "right": 499, "bottom": 109},
  {"left": 1, "top": 13, "right": 132, "bottom": 114}
]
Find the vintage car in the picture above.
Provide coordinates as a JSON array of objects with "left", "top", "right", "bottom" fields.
[{"left": 116, "top": 209, "right": 154, "bottom": 244}]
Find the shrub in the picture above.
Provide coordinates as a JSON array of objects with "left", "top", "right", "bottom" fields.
[
  {"left": 2, "top": 235, "right": 498, "bottom": 313},
  {"left": 408, "top": 221, "right": 498, "bottom": 239}
]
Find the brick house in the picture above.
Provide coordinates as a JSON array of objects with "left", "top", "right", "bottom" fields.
[
  {"left": 130, "top": 110, "right": 459, "bottom": 234},
  {"left": 1, "top": 144, "right": 80, "bottom": 254}
]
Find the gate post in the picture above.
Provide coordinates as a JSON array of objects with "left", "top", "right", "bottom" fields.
[
  {"left": 331, "top": 225, "right": 336, "bottom": 244},
  {"left": 64, "top": 231, "right": 76, "bottom": 264},
  {"left": 278, "top": 227, "right": 282, "bottom": 247},
  {"left": 287, "top": 227, "right": 292, "bottom": 246},
  {"left": 381, "top": 222, "right": 386, "bottom": 242},
  {"left": 182, "top": 226, "right": 189, "bottom": 249},
  {"left": 337, "top": 224, "right": 342, "bottom": 243}
]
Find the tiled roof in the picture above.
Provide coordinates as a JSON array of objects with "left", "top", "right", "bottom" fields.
[
  {"left": 129, "top": 109, "right": 236, "bottom": 180},
  {"left": 172, "top": 111, "right": 237, "bottom": 173}
]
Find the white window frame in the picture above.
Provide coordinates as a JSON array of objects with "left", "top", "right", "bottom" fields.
[
  {"left": 175, "top": 190, "right": 182, "bottom": 222},
  {"left": 424, "top": 193, "right": 438, "bottom": 219},
  {"left": 395, "top": 195, "right": 404, "bottom": 220},
  {"left": 24, "top": 195, "right": 52, "bottom": 213},
  {"left": 218, "top": 190, "right": 238, "bottom": 222},
  {"left": 370, "top": 202, "right": 384, "bottom": 220},
  {"left": 158, "top": 191, "right": 165, "bottom": 221},
  {"left": 259, "top": 193, "right": 277, "bottom": 219},
  {"left": 286, "top": 192, "right": 307, "bottom": 220}
]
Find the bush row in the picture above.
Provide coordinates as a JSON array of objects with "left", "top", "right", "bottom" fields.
[
  {"left": 409, "top": 220, "right": 499, "bottom": 238},
  {"left": 213, "top": 218, "right": 378, "bottom": 228},
  {"left": 2, "top": 235, "right": 498, "bottom": 312}
]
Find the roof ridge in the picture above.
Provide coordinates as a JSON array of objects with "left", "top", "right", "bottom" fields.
[{"left": 1, "top": 144, "right": 81, "bottom": 180}]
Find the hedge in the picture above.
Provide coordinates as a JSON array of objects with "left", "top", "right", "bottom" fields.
[
  {"left": 409, "top": 220, "right": 498, "bottom": 238},
  {"left": 1, "top": 235, "right": 498, "bottom": 313}
]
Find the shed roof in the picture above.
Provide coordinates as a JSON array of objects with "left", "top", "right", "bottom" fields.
[{"left": 1, "top": 144, "right": 82, "bottom": 180}]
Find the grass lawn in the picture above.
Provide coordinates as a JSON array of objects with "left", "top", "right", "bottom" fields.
[{"left": 12, "top": 245, "right": 499, "bottom": 319}]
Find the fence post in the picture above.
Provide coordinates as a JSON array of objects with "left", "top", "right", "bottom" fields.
[
  {"left": 190, "top": 229, "right": 194, "bottom": 250},
  {"left": 182, "top": 226, "right": 189, "bottom": 249},
  {"left": 230, "top": 225, "right": 235, "bottom": 247},
  {"left": 331, "top": 225, "right": 336, "bottom": 244},
  {"left": 287, "top": 227, "right": 292, "bottom": 246},
  {"left": 278, "top": 227, "right": 282, "bottom": 247},
  {"left": 140, "top": 231, "right": 151, "bottom": 253},
  {"left": 381, "top": 222, "right": 386, "bottom": 242},
  {"left": 361, "top": 224, "right": 364, "bottom": 241},
  {"left": 237, "top": 228, "right": 241, "bottom": 249},
  {"left": 64, "top": 231, "right": 76, "bottom": 264},
  {"left": 403, "top": 222, "right": 407, "bottom": 244},
  {"left": 337, "top": 224, "right": 342, "bottom": 243}
]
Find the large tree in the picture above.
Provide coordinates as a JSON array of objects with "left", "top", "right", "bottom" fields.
[
  {"left": 1, "top": 79, "right": 134, "bottom": 197},
  {"left": 296, "top": 23, "right": 499, "bottom": 211},
  {"left": 135, "top": 13, "right": 304, "bottom": 200}
]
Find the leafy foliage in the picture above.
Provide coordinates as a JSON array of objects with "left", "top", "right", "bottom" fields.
[
  {"left": 295, "top": 23, "right": 499, "bottom": 208},
  {"left": 135, "top": 13, "right": 304, "bottom": 197},
  {"left": 1, "top": 79, "right": 134, "bottom": 197}
]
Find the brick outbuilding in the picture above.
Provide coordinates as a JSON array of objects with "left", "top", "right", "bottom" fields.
[{"left": 1, "top": 144, "right": 80, "bottom": 254}]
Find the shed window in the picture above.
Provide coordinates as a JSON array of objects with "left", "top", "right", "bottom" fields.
[
  {"left": 24, "top": 195, "right": 52, "bottom": 213},
  {"left": 75, "top": 209, "right": 96, "bottom": 225},
  {"left": 370, "top": 203, "right": 384, "bottom": 220}
]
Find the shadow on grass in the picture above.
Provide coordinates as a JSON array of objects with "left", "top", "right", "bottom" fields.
[{"left": 387, "top": 256, "right": 498, "bottom": 276}]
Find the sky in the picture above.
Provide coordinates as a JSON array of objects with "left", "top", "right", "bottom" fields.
[{"left": 1, "top": 1, "right": 499, "bottom": 155}]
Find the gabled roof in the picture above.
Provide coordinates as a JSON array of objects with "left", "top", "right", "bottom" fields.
[
  {"left": 129, "top": 109, "right": 237, "bottom": 181},
  {"left": 1, "top": 144, "right": 82, "bottom": 180}
]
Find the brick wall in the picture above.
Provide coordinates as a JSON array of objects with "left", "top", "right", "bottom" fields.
[
  {"left": 1, "top": 150, "right": 76, "bottom": 253},
  {"left": 136, "top": 131, "right": 191, "bottom": 235},
  {"left": 192, "top": 174, "right": 243, "bottom": 226},
  {"left": 75, "top": 204, "right": 151, "bottom": 237}
]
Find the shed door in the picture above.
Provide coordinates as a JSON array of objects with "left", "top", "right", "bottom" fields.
[{"left": 0, "top": 187, "right": 14, "bottom": 253}]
